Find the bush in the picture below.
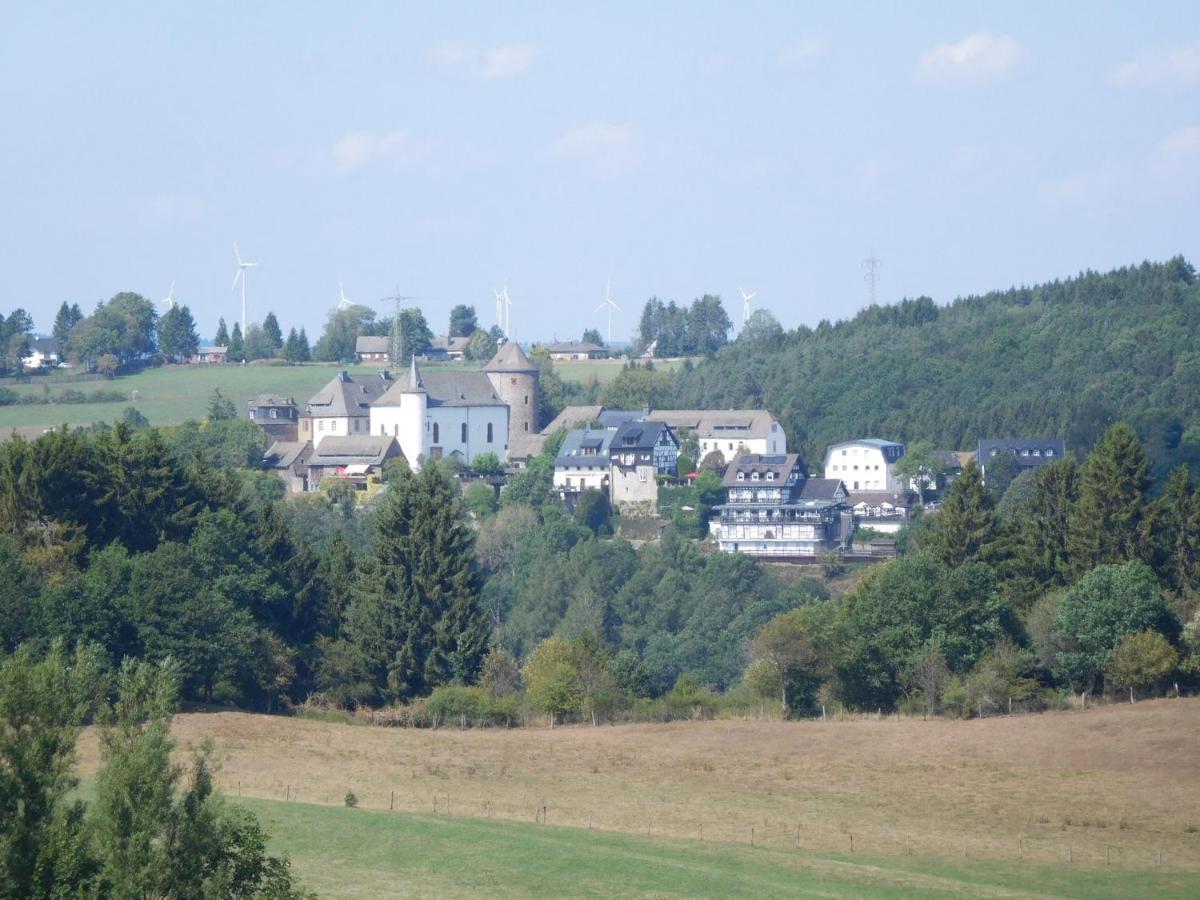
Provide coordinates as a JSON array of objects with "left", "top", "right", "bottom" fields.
[
  {"left": 425, "top": 685, "right": 519, "bottom": 727},
  {"left": 344, "top": 790, "right": 358, "bottom": 808}
]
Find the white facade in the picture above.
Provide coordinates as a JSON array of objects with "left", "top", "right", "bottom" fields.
[
  {"left": 698, "top": 430, "right": 785, "bottom": 462},
  {"left": 822, "top": 440, "right": 906, "bottom": 492},
  {"left": 304, "top": 415, "right": 372, "bottom": 449},
  {"left": 553, "top": 464, "right": 609, "bottom": 493},
  {"left": 370, "top": 372, "right": 508, "bottom": 471}
]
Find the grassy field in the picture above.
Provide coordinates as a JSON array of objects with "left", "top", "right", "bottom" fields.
[
  {"left": 0, "top": 356, "right": 686, "bottom": 434},
  {"left": 235, "top": 796, "right": 1200, "bottom": 898},
  {"left": 75, "top": 697, "right": 1200, "bottom": 889}
]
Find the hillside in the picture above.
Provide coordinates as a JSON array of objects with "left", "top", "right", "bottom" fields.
[
  {"left": 674, "top": 258, "right": 1200, "bottom": 474},
  {"left": 75, "top": 699, "right": 1200, "bottom": 877}
]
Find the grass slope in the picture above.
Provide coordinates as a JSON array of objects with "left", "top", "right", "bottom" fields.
[
  {"left": 0, "top": 357, "right": 679, "bottom": 432},
  {"left": 242, "top": 797, "right": 1199, "bottom": 898}
]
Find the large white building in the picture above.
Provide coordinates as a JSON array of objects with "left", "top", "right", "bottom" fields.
[
  {"left": 822, "top": 438, "right": 906, "bottom": 492},
  {"left": 641, "top": 409, "right": 786, "bottom": 465},
  {"left": 370, "top": 359, "right": 509, "bottom": 469},
  {"left": 300, "top": 370, "right": 395, "bottom": 449}
]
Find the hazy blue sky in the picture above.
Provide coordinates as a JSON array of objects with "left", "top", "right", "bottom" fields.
[{"left": 2, "top": 3, "right": 1197, "bottom": 343}]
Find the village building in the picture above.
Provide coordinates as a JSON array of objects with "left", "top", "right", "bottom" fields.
[
  {"left": 246, "top": 394, "right": 299, "bottom": 443},
  {"left": 646, "top": 410, "right": 786, "bottom": 463},
  {"left": 21, "top": 337, "right": 60, "bottom": 369},
  {"left": 262, "top": 440, "right": 312, "bottom": 493},
  {"left": 822, "top": 438, "right": 907, "bottom": 492},
  {"left": 299, "top": 370, "right": 394, "bottom": 449},
  {"left": 191, "top": 345, "right": 227, "bottom": 365},
  {"left": 976, "top": 438, "right": 1066, "bottom": 482},
  {"left": 848, "top": 489, "right": 912, "bottom": 534},
  {"left": 608, "top": 420, "right": 679, "bottom": 513},
  {"left": 709, "top": 453, "right": 849, "bottom": 557},
  {"left": 355, "top": 335, "right": 391, "bottom": 364},
  {"left": 305, "top": 435, "right": 403, "bottom": 490},
  {"left": 553, "top": 428, "right": 614, "bottom": 504},
  {"left": 543, "top": 340, "right": 607, "bottom": 360},
  {"left": 369, "top": 359, "right": 509, "bottom": 469},
  {"left": 431, "top": 335, "right": 470, "bottom": 360}
]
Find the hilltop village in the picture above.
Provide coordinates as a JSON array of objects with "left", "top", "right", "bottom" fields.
[{"left": 251, "top": 339, "right": 1064, "bottom": 559}]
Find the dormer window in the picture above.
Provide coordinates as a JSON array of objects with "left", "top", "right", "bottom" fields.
[
  {"left": 1046, "top": 449, "right": 1055, "bottom": 457},
  {"left": 765, "top": 472, "right": 774, "bottom": 481},
  {"left": 751, "top": 472, "right": 760, "bottom": 481},
  {"left": 737, "top": 472, "right": 745, "bottom": 481},
  {"left": 1032, "top": 448, "right": 1041, "bottom": 456}
]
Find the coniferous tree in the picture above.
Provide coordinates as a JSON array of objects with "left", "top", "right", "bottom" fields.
[
  {"left": 997, "top": 458, "right": 1079, "bottom": 611},
  {"left": 295, "top": 327, "right": 311, "bottom": 362},
  {"left": 213, "top": 317, "right": 230, "bottom": 347},
  {"left": 1141, "top": 465, "right": 1200, "bottom": 600},
  {"left": 228, "top": 322, "right": 245, "bottom": 362},
  {"left": 924, "top": 459, "right": 996, "bottom": 568},
  {"left": 1067, "top": 422, "right": 1151, "bottom": 577},
  {"left": 261, "top": 311, "right": 284, "bottom": 353},
  {"left": 343, "top": 463, "right": 488, "bottom": 700},
  {"left": 52, "top": 301, "right": 83, "bottom": 352}
]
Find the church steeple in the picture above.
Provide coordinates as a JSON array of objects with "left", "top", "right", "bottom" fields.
[{"left": 406, "top": 357, "right": 425, "bottom": 393}]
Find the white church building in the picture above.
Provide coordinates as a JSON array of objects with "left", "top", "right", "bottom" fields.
[{"left": 370, "top": 359, "right": 510, "bottom": 469}]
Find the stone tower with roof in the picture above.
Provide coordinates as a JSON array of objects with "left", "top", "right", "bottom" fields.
[{"left": 485, "top": 340, "right": 539, "bottom": 447}]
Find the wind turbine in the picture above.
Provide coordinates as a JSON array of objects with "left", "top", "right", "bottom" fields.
[
  {"left": 503, "top": 285, "right": 513, "bottom": 339},
  {"left": 231, "top": 243, "right": 259, "bottom": 334},
  {"left": 594, "top": 278, "right": 620, "bottom": 346},
  {"left": 337, "top": 282, "right": 353, "bottom": 311},
  {"left": 161, "top": 281, "right": 176, "bottom": 311},
  {"left": 739, "top": 286, "right": 757, "bottom": 328},
  {"left": 493, "top": 284, "right": 506, "bottom": 334}
]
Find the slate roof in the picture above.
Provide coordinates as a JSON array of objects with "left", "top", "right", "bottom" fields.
[
  {"left": 509, "top": 432, "right": 548, "bottom": 461},
  {"left": 356, "top": 335, "right": 391, "bottom": 355},
  {"left": 646, "top": 409, "right": 781, "bottom": 440},
  {"left": 611, "top": 420, "right": 674, "bottom": 452},
  {"left": 721, "top": 452, "right": 803, "bottom": 488},
  {"left": 375, "top": 362, "right": 506, "bottom": 407},
  {"left": 29, "top": 337, "right": 59, "bottom": 354},
  {"left": 544, "top": 341, "right": 605, "bottom": 354},
  {"left": 555, "top": 428, "right": 615, "bottom": 468},
  {"left": 541, "top": 405, "right": 604, "bottom": 435},
  {"left": 848, "top": 490, "right": 913, "bottom": 506},
  {"left": 598, "top": 409, "right": 645, "bottom": 428},
  {"left": 977, "top": 439, "right": 1065, "bottom": 466},
  {"left": 306, "top": 371, "right": 394, "bottom": 417},
  {"left": 307, "top": 435, "right": 402, "bottom": 468},
  {"left": 432, "top": 335, "right": 471, "bottom": 352},
  {"left": 249, "top": 393, "right": 296, "bottom": 409},
  {"left": 263, "top": 440, "right": 310, "bottom": 469},
  {"left": 485, "top": 340, "right": 536, "bottom": 372},
  {"left": 799, "top": 478, "right": 847, "bottom": 502}
]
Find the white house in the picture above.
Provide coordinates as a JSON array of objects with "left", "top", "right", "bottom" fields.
[
  {"left": 645, "top": 409, "right": 786, "bottom": 465},
  {"left": 369, "top": 359, "right": 509, "bottom": 469},
  {"left": 822, "top": 439, "right": 906, "bottom": 492},
  {"left": 553, "top": 428, "right": 614, "bottom": 498},
  {"left": 300, "top": 370, "right": 395, "bottom": 449},
  {"left": 21, "top": 338, "right": 60, "bottom": 369}
]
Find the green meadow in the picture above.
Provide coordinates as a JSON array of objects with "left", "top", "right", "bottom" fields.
[{"left": 240, "top": 797, "right": 1199, "bottom": 899}]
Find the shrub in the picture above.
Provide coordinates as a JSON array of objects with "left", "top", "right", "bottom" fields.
[{"left": 344, "top": 790, "right": 358, "bottom": 808}]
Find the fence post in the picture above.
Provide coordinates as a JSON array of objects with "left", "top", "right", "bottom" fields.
[
  {"left": 390, "top": 790, "right": 394, "bottom": 810},
  {"left": 751, "top": 826, "right": 754, "bottom": 847},
  {"left": 849, "top": 833, "right": 854, "bottom": 853},
  {"left": 962, "top": 838, "right": 967, "bottom": 859}
]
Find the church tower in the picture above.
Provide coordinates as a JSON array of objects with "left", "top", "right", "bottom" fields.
[{"left": 485, "top": 340, "right": 539, "bottom": 448}]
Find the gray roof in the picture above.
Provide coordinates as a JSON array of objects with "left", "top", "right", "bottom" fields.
[
  {"left": 799, "top": 478, "right": 846, "bottom": 502},
  {"left": 485, "top": 340, "right": 536, "bottom": 372},
  {"left": 722, "top": 452, "right": 803, "bottom": 488},
  {"left": 509, "top": 432, "right": 548, "bottom": 460},
  {"left": 598, "top": 409, "right": 644, "bottom": 428},
  {"left": 646, "top": 409, "right": 781, "bottom": 440},
  {"left": 29, "top": 337, "right": 59, "bottom": 354},
  {"left": 432, "top": 335, "right": 471, "bottom": 352},
  {"left": 307, "top": 435, "right": 402, "bottom": 468},
  {"left": 611, "top": 420, "right": 676, "bottom": 453},
  {"left": 249, "top": 393, "right": 296, "bottom": 409},
  {"left": 849, "top": 490, "right": 913, "bottom": 507},
  {"left": 375, "top": 362, "right": 506, "bottom": 407},
  {"left": 555, "top": 428, "right": 615, "bottom": 468},
  {"left": 544, "top": 341, "right": 605, "bottom": 354},
  {"left": 541, "top": 405, "right": 604, "bottom": 435},
  {"left": 263, "top": 440, "right": 311, "bottom": 469},
  {"left": 356, "top": 335, "right": 391, "bottom": 355},
  {"left": 977, "top": 439, "right": 1065, "bottom": 465},
  {"left": 306, "top": 370, "right": 394, "bottom": 417}
]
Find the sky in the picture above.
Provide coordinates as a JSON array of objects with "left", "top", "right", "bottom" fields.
[{"left": 2, "top": 2, "right": 1198, "bottom": 344}]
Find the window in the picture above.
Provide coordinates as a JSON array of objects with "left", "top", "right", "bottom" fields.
[
  {"left": 729, "top": 443, "right": 734, "bottom": 451},
  {"left": 510, "top": 377, "right": 517, "bottom": 385},
  {"left": 841, "top": 449, "right": 847, "bottom": 456},
  {"left": 249, "top": 409, "right": 256, "bottom": 418},
  {"left": 354, "top": 419, "right": 361, "bottom": 432},
  {"left": 487, "top": 423, "right": 493, "bottom": 442},
  {"left": 318, "top": 420, "right": 324, "bottom": 432},
  {"left": 737, "top": 472, "right": 745, "bottom": 481},
  {"left": 380, "top": 424, "right": 385, "bottom": 435},
  {"left": 433, "top": 423, "right": 439, "bottom": 443},
  {"left": 394, "top": 424, "right": 399, "bottom": 436},
  {"left": 524, "top": 422, "right": 529, "bottom": 432},
  {"left": 766, "top": 472, "right": 774, "bottom": 481},
  {"left": 751, "top": 472, "right": 760, "bottom": 481},
  {"left": 461, "top": 423, "right": 468, "bottom": 443},
  {"left": 638, "top": 469, "right": 647, "bottom": 482},
  {"left": 524, "top": 395, "right": 529, "bottom": 405},
  {"left": 1046, "top": 449, "right": 1055, "bottom": 457},
  {"left": 270, "top": 409, "right": 278, "bottom": 419}
]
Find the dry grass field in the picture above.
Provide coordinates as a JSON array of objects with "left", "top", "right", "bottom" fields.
[{"left": 76, "top": 698, "right": 1200, "bottom": 873}]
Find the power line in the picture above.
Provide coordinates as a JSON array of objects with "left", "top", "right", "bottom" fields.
[
  {"left": 378, "top": 288, "right": 414, "bottom": 365},
  {"left": 862, "top": 252, "right": 882, "bottom": 306}
]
